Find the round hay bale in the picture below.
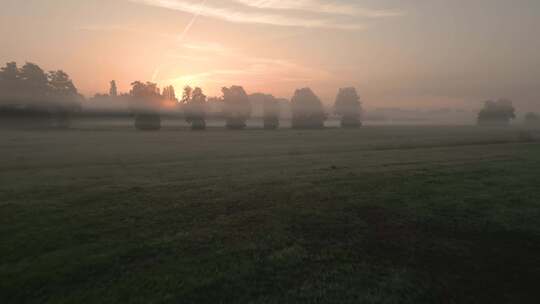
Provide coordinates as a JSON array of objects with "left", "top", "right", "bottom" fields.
[{"left": 135, "top": 113, "right": 161, "bottom": 131}]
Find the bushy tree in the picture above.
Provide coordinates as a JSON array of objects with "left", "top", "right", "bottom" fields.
[
  {"left": 0, "top": 62, "right": 82, "bottom": 128},
  {"left": 184, "top": 87, "right": 207, "bottom": 130},
  {"left": 334, "top": 87, "right": 362, "bottom": 128},
  {"left": 291, "top": 87, "right": 326, "bottom": 129},
  {"left": 129, "top": 81, "right": 163, "bottom": 131},
  {"left": 262, "top": 94, "right": 280, "bottom": 129},
  {"left": 525, "top": 112, "right": 540, "bottom": 125},
  {"left": 477, "top": 99, "right": 516, "bottom": 125},
  {"left": 222, "top": 85, "right": 251, "bottom": 129}
]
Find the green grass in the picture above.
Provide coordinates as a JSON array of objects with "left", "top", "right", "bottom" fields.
[{"left": 1, "top": 125, "right": 540, "bottom": 303}]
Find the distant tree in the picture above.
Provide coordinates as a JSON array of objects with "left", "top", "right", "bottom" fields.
[
  {"left": 525, "top": 112, "right": 540, "bottom": 125},
  {"left": 291, "top": 87, "right": 326, "bottom": 129},
  {"left": 0, "top": 62, "right": 82, "bottom": 128},
  {"left": 0, "top": 62, "right": 21, "bottom": 105},
  {"left": 181, "top": 86, "right": 192, "bottom": 105},
  {"left": 334, "top": 87, "right": 362, "bottom": 128},
  {"left": 477, "top": 99, "right": 516, "bottom": 125},
  {"left": 222, "top": 85, "right": 251, "bottom": 129},
  {"left": 263, "top": 94, "right": 280, "bottom": 129},
  {"left": 129, "top": 81, "right": 163, "bottom": 130},
  {"left": 184, "top": 87, "right": 207, "bottom": 130},
  {"left": 19, "top": 63, "right": 49, "bottom": 104},
  {"left": 109, "top": 80, "right": 118, "bottom": 97},
  {"left": 47, "top": 70, "right": 83, "bottom": 127},
  {"left": 162, "top": 85, "right": 177, "bottom": 102}
]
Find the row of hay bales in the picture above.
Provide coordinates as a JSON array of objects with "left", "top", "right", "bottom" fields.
[{"left": 133, "top": 113, "right": 361, "bottom": 131}]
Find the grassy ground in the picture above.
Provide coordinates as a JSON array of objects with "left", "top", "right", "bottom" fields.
[{"left": 1, "top": 125, "right": 540, "bottom": 303}]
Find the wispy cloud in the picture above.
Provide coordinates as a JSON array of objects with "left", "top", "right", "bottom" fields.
[
  {"left": 128, "top": 0, "right": 382, "bottom": 30},
  {"left": 161, "top": 47, "right": 334, "bottom": 87},
  {"left": 233, "top": 0, "right": 405, "bottom": 18},
  {"left": 181, "top": 41, "right": 235, "bottom": 54}
]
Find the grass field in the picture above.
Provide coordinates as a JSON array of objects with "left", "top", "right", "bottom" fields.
[{"left": 1, "top": 125, "right": 540, "bottom": 303}]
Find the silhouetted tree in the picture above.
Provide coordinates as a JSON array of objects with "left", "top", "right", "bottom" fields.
[
  {"left": 222, "top": 85, "right": 251, "bottom": 129},
  {"left": 162, "top": 85, "right": 177, "bottom": 102},
  {"left": 47, "top": 70, "right": 82, "bottom": 127},
  {"left": 183, "top": 87, "right": 207, "bottom": 130},
  {"left": 0, "top": 62, "right": 82, "bottom": 128},
  {"left": 261, "top": 94, "right": 280, "bottom": 129},
  {"left": 20, "top": 63, "right": 49, "bottom": 105},
  {"left": 525, "top": 112, "right": 540, "bottom": 125},
  {"left": 0, "top": 62, "right": 20, "bottom": 104},
  {"left": 477, "top": 99, "right": 516, "bottom": 125},
  {"left": 291, "top": 87, "right": 326, "bottom": 129},
  {"left": 181, "top": 86, "right": 192, "bottom": 104},
  {"left": 129, "top": 81, "right": 162, "bottom": 131},
  {"left": 109, "top": 80, "right": 118, "bottom": 97},
  {"left": 334, "top": 87, "right": 362, "bottom": 128}
]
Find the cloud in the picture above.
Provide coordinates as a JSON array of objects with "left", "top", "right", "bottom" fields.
[
  {"left": 128, "top": 0, "right": 374, "bottom": 30},
  {"left": 233, "top": 0, "right": 405, "bottom": 18},
  {"left": 161, "top": 50, "right": 334, "bottom": 87},
  {"left": 181, "top": 42, "right": 235, "bottom": 54}
]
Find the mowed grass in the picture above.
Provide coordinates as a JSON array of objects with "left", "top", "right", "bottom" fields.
[{"left": 1, "top": 125, "right": 540, "bottom": 303}]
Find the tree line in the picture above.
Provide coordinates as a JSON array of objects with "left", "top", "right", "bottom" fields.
[
  {"left": 1, "top": 61, "right": 537, "bottom": 129},
  {"left": 0, "top": 62, "right": 82, "bottom": 127},
  {"left": 122, "top": 81, "right": 362, "bottom": 130}
]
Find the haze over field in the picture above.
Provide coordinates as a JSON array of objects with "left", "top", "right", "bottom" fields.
[{"left": 1, "top": 0, "right": 540, "bottom": 111}]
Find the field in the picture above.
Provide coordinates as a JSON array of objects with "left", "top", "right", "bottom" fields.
[{"left": 1, "top": 124, "right": 540, "bottom": 303}]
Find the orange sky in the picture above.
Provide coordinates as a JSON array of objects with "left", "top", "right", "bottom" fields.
[{"left": 2, "top": 0, "right": 540, "bottom": 111}]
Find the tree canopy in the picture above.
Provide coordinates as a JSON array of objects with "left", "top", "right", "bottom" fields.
[
  {"left": 0, "top": 61, "right": 82, "bottom": 111},
  {"left": 222, "top": 85, "right": 251, "bottom": 129},
  {"left": 478, "top": 99, "right": 516, "bottom": 125},
  {"left": 128, "top": 81, "right": 163, "bottom": 113},
  {"left": 291, "top": 87, "right": 326, "bottom": 128},
  {"left": 334, "top": 87, "right": 362, "bottom": 127},
  {"left": 184, "top": 86, "right": 207, "bottom": 129}
]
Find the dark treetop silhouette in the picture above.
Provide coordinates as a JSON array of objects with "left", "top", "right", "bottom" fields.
[
  {"left": 0, "top": 61, "right": 82, "bottom": 127},
  {"left": 129, "top": 81, "right": 164, "bottom": 131},
  {"left": 249, "top": 93, "right": 280, "bottom": 129},
  {"left": 222, "top": 85, "right": 251, "bottom": 129},
  {"left": 477, "top": 99, "right": 516, "bottom": 125},
  {"left": 291, "top": 87, "right": 326, "bottom": 129},
  {"left": 334, "top": 87, "right": 362, "bottom": 128},
  {"left": 183, "top": 86, "right": 207, "bottom": 130}
]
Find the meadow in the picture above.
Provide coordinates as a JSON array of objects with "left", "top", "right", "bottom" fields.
[{"left": 1, "top": 124, "right": 540, "bottom": 303}]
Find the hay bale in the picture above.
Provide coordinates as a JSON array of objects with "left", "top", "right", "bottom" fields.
[{"left": 134, "top": 113, "right": 161, "bottom": 131}]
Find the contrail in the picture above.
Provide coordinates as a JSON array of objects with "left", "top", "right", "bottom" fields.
[
  {"left": 178, "top": 0, "right": 208, "bottom": 42},
  {"left": 152, "top": 0, "right": 208, "bottom": 82}
]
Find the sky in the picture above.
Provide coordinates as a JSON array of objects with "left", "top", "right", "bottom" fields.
[{"left": 1, "top": 0, "right": 540, "bottom": 110}]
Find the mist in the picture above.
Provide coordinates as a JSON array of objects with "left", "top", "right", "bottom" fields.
[{"left": 3, "top": 2, "right": 540, "bottom": 303}]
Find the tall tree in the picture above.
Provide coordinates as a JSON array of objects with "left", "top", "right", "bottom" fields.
[
  {"left": 291, "top": 87, "right": 326, "bottom": 129},
  {"left": 222, "top": 85, "right": 251, "bottom": 129},
  {"left": 334, "top": 87, "right": 362, "bottom": 127},
  {"left": 181, "top": 86, "right": 192, "bottom": 104},
  {"left": 47, "top": 70, "right": 82, "bottom": 127},
  {"left": 185, "top": 87, "right": 207, "bottom": 130},
  {"left": 0, "top": 62, "right": 21, "bottom": 104},
  {"left": 109, "top": 80, "right": 118, "bottom": 97}
]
